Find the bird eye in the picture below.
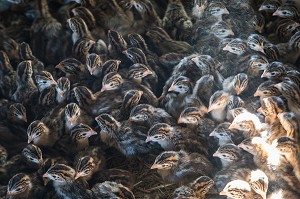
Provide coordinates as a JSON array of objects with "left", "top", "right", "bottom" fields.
[
  {"left": 266, "top": 5, "right": 270, "bottom": 8},
  {"left": 128, "top": 54, "right": 133, "bottom": 59},
  {"left": 220, "top": 30, "right": 226, "bottom": 33},
  {"left": 43, "top": 81, "right": 47, "bottom": 84},
  {"left": 231, "top": 47, "right": 236, "bottom": 51},
  {"left": 15, "top": 188, "right": 22, "bottom": 192},
  {"left": 35, "top": 132, "right": 42, "bottom": 137},
  {"left": 219, "top": 133, "right": 224, "bottom": 136},
  {"left": 263, "top": 91, "right": 269, "bottom": 94},
  {"left": 100, "top": 3, "right": 108, "bottom": 10},
  {"left": 282, "top": 11, "right": 287, "bottom": 15},
  {"left": 135, "top": 4, "right": 143, "bottom": 11},
  {"left": 270, "top": 72, "right": 277, "bottom": 76}
]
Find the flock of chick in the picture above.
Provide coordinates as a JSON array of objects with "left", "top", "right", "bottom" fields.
[{"left": 0, "top": 0, "right": 300, "bottom": 198}]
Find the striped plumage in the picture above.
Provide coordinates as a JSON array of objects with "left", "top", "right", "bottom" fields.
[
  {"left": 277, "top": 112, "right": 299, "bottom": 141},
  {"left": 274, "top": 80, "right": 300, "bottom": 113},
  {"left": 247, "top": 34, "right": 265, "bottom": 53},
  {"left": 274, "top": 136, "right": 300, "bottom": 180},
  {"left": 71, "top": 7, "right": 96, "bottom": 30},
  {"left": 67, "top": 16, "right": 93, "bottom": 44},
  {"left": 261, "top": 61, "right": 287, "bottom": 80},
  {"left": 72, "top": 38, "right": 95, "bottom": 63},
  {"left": 43, "top": 163, "right": 92, "bottom": 199},
  {"left": 146, "top": 122, "right": 210, "bottom": 155},
  {"left": 253, "top": 80, "right": 282, "bottom": 98},
  {"left": 55, "top": 77, "right": 70, "bottom": 104},
  {"left": 70, "top": 123, "right": 97, "bottom": 152},
  {"left": 107, "top": 29, "right": 128, "bottom": 58},
  {"left": 123, "top": 47, "right": 148, "bottom": 65},
  {"left": 95, "top": 113, "right": 150, "bottom": 157},
  {"left": 208, "top": 90, "right": 229, "bottom": 122},
  {"left": 8, "top": 103, "right": 27, "bottom": 124},
  {"left": 35, "top": 71, "right": 56, "bottom": 92},
  {"left": 259, "top": 0, "right": 282, "bottom": 13},
  {"left": 6, "top": 173, "right": 32, "bottom": 199},
  {"left": 55, "top": 58, "right": 84, "bottom": 76},
  {"left": 273, "top": 2, "right": 300, "bottom": 19},
  {"left": 129, "top": 103, "right": 175, "bottom": 128},
  {"left": 173, "top": 176, "right": 214, "bottom": 199},
  {"left": 12, "top": 60, "right": 37, "bottom": 102},
  {"left": 222, "top": 73, "right": 248, "bottom": 95},
  {"left": 223, "top": 38, "right": 248, "bottom": 55},
  {"left": 86, "top": 53, "right": 102, "bottom": 76},
  {"left": 21, "top": 144, "right": 43, "bottom": 169},
  {"left": 257, "top": 96, "right": 287, "bottom": 124},
  {"left": 275, "top": 19, "right": 300, "bottom": 42},
  {"left": 151, "top": 150, "right": 214, "bottom": 185},
  {"left": 27, "top": 120, "right": 60, "bottom": 147},
  {"left": 74, "top": 156, "right": 96, "bottom": 180}
]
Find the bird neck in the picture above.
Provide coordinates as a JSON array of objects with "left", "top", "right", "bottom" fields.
[
  {"left": 210, "top": 106, "right": 227, "bottom": 123},
  {"left": 157, "top": 139, "right": 176, "bottom": 151},
  {"left": 35, "top": 0, "right": 52, "bottom": 19},
  {"left": 74, "top": 139, "right": 90, "bottom": 151}
]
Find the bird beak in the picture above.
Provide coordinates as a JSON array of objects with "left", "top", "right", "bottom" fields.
[
  {"left": 168, "top": 84, "right": 176, "bottom": 92},
  {"left": 27, "top": 136, "right": 33, "bottom": 144},
  {"left": 177, "top": 116, "right": 183, "bottom": 124},
  {"left": 236, "top": 89, "right": 242, "bottom": 95},
  {"left": 51, "top": 80, "right": 57, "bottom": 85},
  {"left": 237, "top": 143, "right": 244, "bottom": 148},
  {"left": 122, "top": 50, "right": 128, "bottom": 56},
  {"left": 145, "top": 69, "right": 153, "bottom": 76},
  {"left": 101, "top": 85, "right": 108, "bottom": 92},
  {"left": 258, "top": 46, "right": 265, "bottom": 53},
  {"left": 191, "top": 57, "right": 197, "bottom": 63},
  {"left": 74, "top": 173, "right": 81, "bottom": 180},
  {"left": 219, "top": 190, "right": 228, "bottom": 196},
  {"left": 39, "top": 158, "right": 44, "bottom": 167},
  {"left": 260, "top": 71, "right": 268, "bottom": 78},
  {"left": 228, "top": 123, "right": 237, "bottom": 130},
  {"left": 6, "top": 191, "right": 12, "bottom": 198},
  {"left": 145, "top": 136, "right": 151, "bottom": 142},
  {"left": 69, "top": 117, "right": 76, "bottom": 126},
  {"left": 228, "top": 30, "right": 235, "bottom": 36},
  {"left": 89, "top": 68, "right": 95, "bottom": 76},
  {"left": 207, "top": 104, "right": 215, "bottom": 112},
  {"left": 257, "top": 107, "right": 263, "bottom": 113},
  {"left": 223, "top": 8, "right": 229, "bottom": 14},
  {"left": 59, "top": 91, "right": 65, "bottom": 98},
  {"left": 55, "top": 64, "right": 62, "bottom": 69},
  {"left": 272, "top": 10, "right": 280, "bottom": 16},
  {"left": 137, "top": 90, "right": 143, "bottom": 97},
  {"left": 277, "top": 113, "right": 284, "bottom": 120},
  {"left": 43, "top": 177, "right": 50, "bottom": 186},
  {"left": 258, "top": 5, "right": 266, "bottom": 11},
  {"left": 212, "top": 152, "right": 219, "bottom": 157},
  {"left": 150, "top": 164, "right": 161, "bottom": 169},
  {"left": 253, "top": 90, "right": 260, "bottom": 97},
  {"left": 209, "top": 131, "right": 216, "bottom": 137},
  {"left": 273, "top": 83, "right": 281, "bottom": 89},
  {"left": 223, "top": 45, "right": 230, "bottom": 51},
  {"left": 43, "top": 173, "right": 49, "bottom": 178},
  {"left": 21, "top": 115, "right": 27, "bottom": 123}
]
